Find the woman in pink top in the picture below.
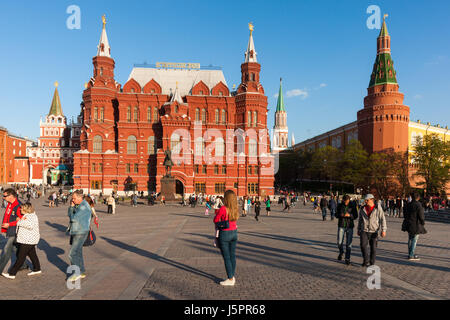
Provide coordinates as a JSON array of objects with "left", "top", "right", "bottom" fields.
[{"left": 213, "top": 190, "right": 239, "bottom": 286}]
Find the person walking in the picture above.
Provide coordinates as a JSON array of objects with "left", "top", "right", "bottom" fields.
[
  {"left": 357, "top": 194, "right": 387, "bottom": 267},
  {"left": 254, "top": 197, "right": 261, "bottom": 221},
  {"left": 402, "top": 193, "right": 427, "bottom": 261},
  {"left": 107, "top": 194, "right": 115, "bottom": 214},
  {"left": 265, "top": 196, "right": 271, "bottom": 216},
  {"left": 242, "top": 196, "right": 248, "bottom": 217},
  {"left": 67, "top": 190, "right": 92, "bottom": 281},
  {"left": 2, "top": 203, "right": 41, "bottom": 279},
  {"left": 84, "top": 196, "right": 99, "bottom": 229},
  {"left": 336, "top": 195, "right": 358, "bottom": 265},
  {"left": 213, "top": 190, "right": 239, "bottom": 286},
  {"left": 320, "top": 195, "right": 328, "bottom": 221},
  {"left": 0, "top": 189, "right": 29, "bottom": 274},
  {"left": 329, "top": 196, "right": 337, "bottom": 221},
  {"left": 313, "top": 197, "right": 319, "bottom": 213}
]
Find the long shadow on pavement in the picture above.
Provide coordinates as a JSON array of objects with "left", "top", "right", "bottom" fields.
[
  {"left": 37, "top": 238, "right": 69, "bottom": 275},
  {"left": 100, "top": 236, "right": 222, "bottom": 283},
  {"left": 237, "top": 232, "right": 450, "bottom": 273},
  {"left": 45, "top": 221, "right": 68, "bottom": 233}
]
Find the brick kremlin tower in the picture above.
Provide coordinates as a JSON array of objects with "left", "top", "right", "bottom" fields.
[
  {"left": 272, "top": 78, "right": 289, "bottom": 152},
  {"left": 357, "top": 15, "right": 410, "bottom": 154},
  {"left": 73, "top": 18, "right": 274, "bottom": 196}
]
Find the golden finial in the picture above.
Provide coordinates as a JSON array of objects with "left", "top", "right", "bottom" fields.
[
  {"left": 54, "top": 81, "right": 59, "bottom": 88},
  {"left": 84, "top": 82, "right": 88, "bottom": 89},
  {"left": 176, "top": 81, "right": 179, "bottom": 88},
  {"left": 248, "top": 22, "right": 254, "bottom": 35},
  {"left": 102, "top": 14, "right": 106, "bottom": 28},
  {"left": 383, "top": 14, "right": 388, "bottom": 21}
]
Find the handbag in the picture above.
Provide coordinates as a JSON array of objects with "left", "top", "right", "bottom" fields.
[
  {"left": 83, "top": 228, "right": 96, "bottom": 247},
  {"left": 215, "top": 212, "right": 229, "bottom": 231}
]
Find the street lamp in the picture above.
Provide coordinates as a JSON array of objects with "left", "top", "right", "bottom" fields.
[{"left": 41, "top": 147, "right": 46, "bottom": 196}]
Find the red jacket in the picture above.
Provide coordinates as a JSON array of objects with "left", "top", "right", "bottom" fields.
[
  {"left": 213, "top": 206, "right": 237, "bottom": 231},
  {"left": 2, "top": 199, "right": 23, "bottom": 234}
]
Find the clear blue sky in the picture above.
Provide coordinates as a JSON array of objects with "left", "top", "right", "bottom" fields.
[{"left": 1, "top": 0, "right": 449, "bottom": 141}]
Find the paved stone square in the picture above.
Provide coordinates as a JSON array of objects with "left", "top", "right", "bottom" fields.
[{"left": 0, "top": 197, "right": 448, "bottom": 300}]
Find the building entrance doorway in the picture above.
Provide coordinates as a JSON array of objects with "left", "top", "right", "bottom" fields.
[{"left": 176, "top": 180, "right": 184, "bottom": 196}]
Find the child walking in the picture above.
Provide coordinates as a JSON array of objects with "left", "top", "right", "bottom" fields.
[{"left": 2, "top": 203, "right": 41, "bottom": 279}]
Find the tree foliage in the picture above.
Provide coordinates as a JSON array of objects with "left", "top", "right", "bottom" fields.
[{"left": 412, "top": 133, "right": 450, "bottom": 196}]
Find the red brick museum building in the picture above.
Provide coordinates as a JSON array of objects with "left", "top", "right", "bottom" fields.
[{"left": 73, "top": 18, "right": 275, "bottom": 196}]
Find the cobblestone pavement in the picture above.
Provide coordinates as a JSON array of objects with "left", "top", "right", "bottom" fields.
[{"left": 0, "top": 197, "right": 448, "bottom": 300}]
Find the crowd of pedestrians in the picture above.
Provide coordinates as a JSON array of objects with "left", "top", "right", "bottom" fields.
[{"left": 0, "top": 181, "right": 437, "bottom": 288}]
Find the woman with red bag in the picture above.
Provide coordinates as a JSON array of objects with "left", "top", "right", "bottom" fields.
[{"left": 213, "top": 190, "right": 239, "bottom": 286}]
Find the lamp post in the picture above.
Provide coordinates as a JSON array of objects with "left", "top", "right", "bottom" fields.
[{"left": 41, "top": 147, "right": 46, "bottom": 196}]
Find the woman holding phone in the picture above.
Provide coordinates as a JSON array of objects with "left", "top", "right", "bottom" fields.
[{"left": 213, "top": 190, "right": 239, "bottom": 286}]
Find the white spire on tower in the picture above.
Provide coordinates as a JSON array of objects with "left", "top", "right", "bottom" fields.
[
  {"left": 244, "top": 22, "right": 257, "bottom": 63},
  {"left": 170, "top": 82, "right": 183, "bottom": 104},
  {"left": 97, "top": 15, "right": 111, "bottom": 57}
]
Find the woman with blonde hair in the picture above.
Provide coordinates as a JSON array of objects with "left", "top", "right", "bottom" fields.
[
  {"left": 213, "top": 190, "right": 239, "bottom": 286},
  {"left": 2, "top": 203, "right": 41, "bottom": 279}
]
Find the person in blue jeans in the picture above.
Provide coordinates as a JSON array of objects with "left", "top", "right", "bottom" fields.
[
  {"left": 329, "top": 196, "right": 337, "bottom": 221},
  {"left": 403, "top": 193, "right": 426, "bottom": 261},
  {"left": 0, "top": 188, "right": 28, "bottom": 274},
  {"left": 213, "top": 190, "right": 239, "bottom": 286},
  {"left": 335, "top": 195, "right": 358, "bottom": 265},
  {"left": 67, "top": 190, "right": 92, "bottom": 282}
]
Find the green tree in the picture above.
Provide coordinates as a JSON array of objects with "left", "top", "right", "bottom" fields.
[
  {"left": 367, "top": 152, "right": 395, "bottom": 199},
  {"left": 308, "top": 145, "right": 341, "bottom": 181},
  {"left": 340, "top": 140, "right": 369, "bottom": 190},
  {"left": 412, "top": 133, "right": 450, "bottom": 196},
  {"left": 392, "top": 151, "right": 411, "bottom": 197}
]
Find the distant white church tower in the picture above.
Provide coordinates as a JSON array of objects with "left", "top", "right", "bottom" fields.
[{"left": 272, "top": 78, "right": 289, "bottom": 152}]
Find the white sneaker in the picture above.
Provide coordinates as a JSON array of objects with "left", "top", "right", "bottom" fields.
[
  {"left": 27, "top": 270, "right": 42, "bottom": 276},
  {"left": 67, "top": 274, "right": 82, "bottom": 282},
  {"left": 2, "top": 273, "right": 15, "bottom": 279},
  {"left": 220, "top": 278, "right": 235, "bottom": 286}
]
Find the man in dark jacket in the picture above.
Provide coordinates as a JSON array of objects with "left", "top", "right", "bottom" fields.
[
  {"left": 329, "top": 196, "right": 337, "bottom": 221},
  {"left": 336, "top": 195, "right": 358, "bottom": 265},
  {"left": 0, "top": 188, "right": 28, "bottom": 274},
  {"left": 403, "top": 193, "right": 426, "bottom": 261},
  {"left": 320, "top": 195, "right": 328, "bottom": 221}
]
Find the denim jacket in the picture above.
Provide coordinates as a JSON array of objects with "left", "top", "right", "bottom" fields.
[{"left": 68, "top": 200, "right": 92, "bottom": 235}]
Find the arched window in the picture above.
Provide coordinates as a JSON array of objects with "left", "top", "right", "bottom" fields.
[
  {"left": 195, "top": 137, "right": 204, "bottom": 157},
  {"left": 93, "top": 135, "right": 102, "bottom": 153},
  {"left": 249, "top": 139, "right": 257, "bottom": 156},
  {"left": 253, "top": 111, "right": 257, "bottom": 127},
  {"left": 127, "top": 107, "right": 131, "bottom": 122},
  {"left": 127, "top": 135, "right": 137, "bottom": 154},
  {"left": 215, "top": 109, "right": 219, "bottom": 124},
  {"left": 171, "top": 133, "right": 181, "bottom": 155},
  {"left": 247, "top": 111, "right": 252, "bottom": 127},
  {"left": 147, "top": 107, "right": 151, "bottom": 122},
  {"left": 221, "top": 110, "right": 226, "bottom": 124},
  {"left": 153, "top": 107, "right": 159, "bottom": 123},
  {"left": 148, "top": 136, "right": 156, "bottom": 155},
  {"left": 195, "top": 108, "right": 200, "bottom": 121},
  {"left": 134, "top": 106, "right": 139, "bottom": 122},
  {"left": 215, "top": 137, "right": 224, "bottom": 157},
  {"left": 201, "top": 109, "right": 207, "bottom": 124},
  {"left": 100, "top": 107, "right": 104, "bottom": 122}
]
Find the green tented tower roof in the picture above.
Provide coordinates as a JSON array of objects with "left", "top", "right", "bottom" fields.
[
  {"left": 48, "top": 82, "right": 63, "bottom": 116},
  {"left": 276, "top": 78, "right": 286, "bottom": 112},
  {"left": 369, "top": 18, "right": 398, "bottom": 88}
]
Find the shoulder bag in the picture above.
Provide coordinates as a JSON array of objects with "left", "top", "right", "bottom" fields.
[{"left": 215, "top": 210, "right": 229, "bottom": 231}]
